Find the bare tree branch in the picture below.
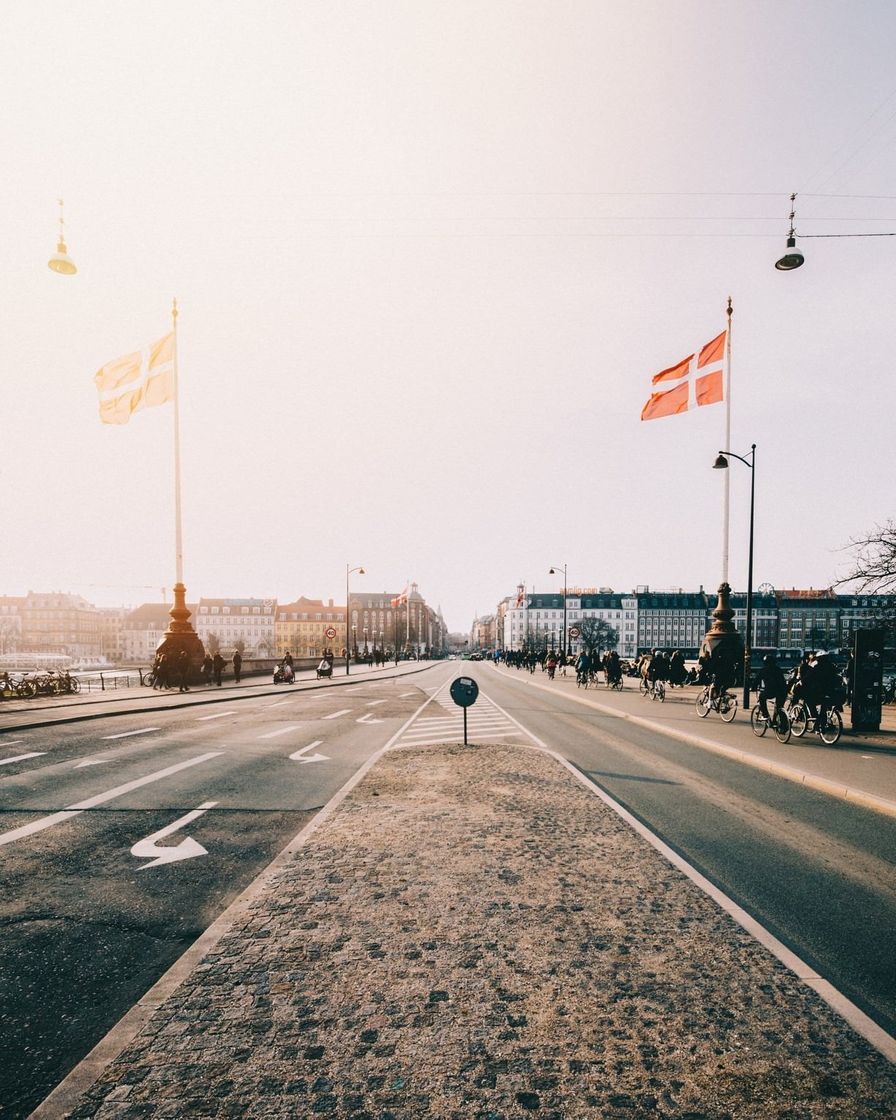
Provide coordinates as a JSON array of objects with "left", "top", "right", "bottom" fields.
[{"left": 836, "top": 519, "right": 896, "bottom": 593}]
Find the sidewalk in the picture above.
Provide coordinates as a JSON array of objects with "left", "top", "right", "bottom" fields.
[
  {"left": 0, "top": 663, "right": 428, "bottom": 729},
  {"left": 39, "top": 742, "right": 896, "bottom": 1119}
]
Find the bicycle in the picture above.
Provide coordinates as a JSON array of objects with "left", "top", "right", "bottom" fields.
[
  {"left": 576, "top": 668, "right": 589, "bottom": 689},
  {"left": 750, "top": 699, "right": 791, "bottom": 743},
  {"left": 651, "top": 679, "right": 666, "bottom": 702},
  {"left": 695, "top": 686, "right": 738, "bottom": 722},
  {"left": 787, "top": 696, "right": 843, "bottom": 745},
  {"left": 607, "top": 674, "right": 624, "bottom": 691}
]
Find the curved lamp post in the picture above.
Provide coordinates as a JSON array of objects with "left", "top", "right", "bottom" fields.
[
  {"left": 548, "top": 564, "right": 568, "bottom": 656},
  {"left": 345, "top": 564, "right": 365, "bottom": 675},
  {"left": 713, "top": 444, "right": 756, "bottom": 707}
]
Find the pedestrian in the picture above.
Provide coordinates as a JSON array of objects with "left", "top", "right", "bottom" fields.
[
  {"left": 155, "top": 651, "right": 170, "bottom": 690},
  {"left": 232, "top": 648, "right": 242, "bottom": 684},
  {"left": 177, "top": 648, "right": 190, "bottom": 692},
  {"left": 201, "top": 653, "right": 213, "bottom": 685},
  {"left": 212, "top": 651, "right": 226, "bottom": 687}
]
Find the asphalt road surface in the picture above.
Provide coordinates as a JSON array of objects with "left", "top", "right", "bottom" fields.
[{"left": 2, "top": 661, "right": 895, "bottom": 1117}]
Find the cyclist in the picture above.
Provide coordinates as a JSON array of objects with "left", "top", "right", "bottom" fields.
[
  {"left": 575, "top": 649, "right": 591, "bottom": 685},
  {"left": 707, "top": 643, "right": 736, "bottom": 705},
  {"left": 757, "top": 653, "right": 788, "bottom": 725},
  {"left": 808, "top": 651, "right": 841, "bottom": 734},
  {"left": 605, "top": 649, "right": 622, "bottom": 687}
]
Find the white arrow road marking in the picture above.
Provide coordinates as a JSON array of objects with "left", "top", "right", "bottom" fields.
[
  {"left": 0, "top": 752, "right": 224, "bottom": 848},
  {"left": 289, "top": 740, "right": 329, "bottom": 764},
  {"left": 356, "top": 713, "right": 383, "bottom": 724},
  {"left": 74, "top": 759, "right": 110, "bottom": 768},
  {"left": 101, "top": 727, "right": 161, "bottom": 740},
  {"left": 196, "top": 711, "right": 236, "bottom": 721},
  {"left": 258, "top": 724, "right": 303, "bottom": 740},
  {"left": 0, "top": 752, "right": 46, "bottom": 766},
  {"left": 322, "top": 709, "right": 352, "bottom": 720},
  {"left": 131, "top": 801, "right": 218, "bottom": 869}
]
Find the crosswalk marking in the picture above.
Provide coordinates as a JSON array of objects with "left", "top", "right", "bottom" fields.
[{"left": 393, "top": 688, "right": 524, "bottom": 748}]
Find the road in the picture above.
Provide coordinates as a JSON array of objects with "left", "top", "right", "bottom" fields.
[
  {"left": 0, "top": 668, "right": 434, "bottom": 1119},
  {"left": 2, "top": 661, "right": 895, "bottom": 1117}
]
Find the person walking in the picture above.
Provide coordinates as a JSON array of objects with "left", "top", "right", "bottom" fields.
[
  {"left": 201, "top": 653, "right": 213, "bottom": 685},
  {"left": 232, "top": 649, "right": 243, "bottom": 684},
  {"left": 176, "top": 648, "right": 190, "bottom": 693},
  {"left": 212, "top": 651, "right": 226, "bottom": 687}
]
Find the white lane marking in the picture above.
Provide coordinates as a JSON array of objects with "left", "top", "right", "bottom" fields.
[
  {"left": 0, "top": 752, "right": 46, "bottom": 766},
  {"left": 356, "top": 713, "right": 383, "bottom": 724},
  {"left": 399, "top": 692, "right": 416, "bottom": 698},
  {"left": 289, "top": 740, "right": 329, "bottom": 764},
  {"left": 322, "top": 709, "right": 352, "bottom": 720},
  {"left": 1, "top": 740, "right": 25, "bottom": 746},
  {"left": 258, "top": 725, "right": 302, "bottom": 740},
  {"left": 196, "top": 711, "right": 236, "bottom": 721},
  {"left": 267, "top": 700, "right": 291, "bottom": 708},
  {"left": 0, "top": 752, "right": 224, "bottom": 849},
  {"left": 132, "top": 801, "right": 218, "bottom": 869},
  {"left": 345, "top": 687, "right": 366, "bottom": 693},
  {"left": 366, "top": 699, "right": 387, "bottom": 707},
  {"left": 101, "top": 727, "right": 161, "bottom": 740},
  {"left": 74, "top": 759, "right": 110, "bottom": 768}
]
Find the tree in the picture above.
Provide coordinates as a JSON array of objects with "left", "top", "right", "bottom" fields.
[
  {"left": 206, "top": 632, "right": 221, "bottom": 656},
  {"left": 576, "top": 617, "right": 620, "bottom": 659},
  {"left": 838, "top": 520, "right": 896, "bottom": 640},
  {"left": 233, "top": 639, "right": 247, "bottom": 656},
  {"left": 840, "top": 520, "right": 896, "bottom": 593}
]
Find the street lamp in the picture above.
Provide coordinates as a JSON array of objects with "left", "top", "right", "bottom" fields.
[
  {"left": 345, "top": 564, "right": 365, "bottom": 675},
  {"left": 48, "top": 198, "right": 77, "bottom": 275},
  {"left": 714, "top": 444, "right": 756, "bottom": 707},
  {"left": 548, "top": 564, "right": 568, "bottom": 656}
]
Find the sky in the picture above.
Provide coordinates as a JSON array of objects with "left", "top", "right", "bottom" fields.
[{"left": 1, "top": 1, "right": 894, "bottom": 633}]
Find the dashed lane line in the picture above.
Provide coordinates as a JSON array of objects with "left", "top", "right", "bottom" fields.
[
  {"left": 0, "top": 751, "right": 224, "bottom": 848},
  {"left": 101, "top": 728, "right": 161, "bottom": 740},
  {"left": 322, "top": 709, "right": 353, "bottom": 720},
  {"left": 196, "top": 711, "right": 236, "bottom": 721},
  {"left": 0, "top": 752, "right": 46, "bottom": 766},
  {"left": 258, "top": 725, "right": 303, "bottom": 740}
]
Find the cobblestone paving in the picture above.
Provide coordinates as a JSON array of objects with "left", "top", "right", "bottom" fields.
[{"left": 68, "top": 743, "right": 896, "bottom": 1119}]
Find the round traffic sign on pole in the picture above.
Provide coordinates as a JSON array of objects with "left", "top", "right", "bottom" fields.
[
  {"left": 568, "top": 626, "right": 581, "bottom": 639},
  {"left": 450, "top": 676, "right": 479, "bottom": 707},
  {"left": 325, "top": 626, "right": 337, "bottom": 639},
  {"left": 450, "top": 676, "right": 479, "bottom": 745}
]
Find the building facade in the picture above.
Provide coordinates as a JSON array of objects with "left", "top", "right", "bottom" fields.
[
  {"left": 195, "top": 599, "right": 277, "bottom": 657},
  {"left": 120, "top": 603, "right": 186, "bottom": 665},
  {"left": 275, "top": 598, "right": 346, "bottom": 660}
]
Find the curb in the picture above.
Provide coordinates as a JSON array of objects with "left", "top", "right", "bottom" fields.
[{"left": 496, "top": 666, "right": 896, "bottom": 819}]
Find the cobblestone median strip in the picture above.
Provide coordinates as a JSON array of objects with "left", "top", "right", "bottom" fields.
[{"left": 62, "top": 743, "right": 895, "bottom": 1119}]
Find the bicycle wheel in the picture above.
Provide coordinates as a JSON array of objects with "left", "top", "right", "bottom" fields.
[
  {"left": 720, "top": 694, "right": 737, "bottom": 722},
  {"left": 789, "top": 701, "right": 807, "bottom": 738},
  {"left": 69, "top": 677, "right": 81, "bottom": 694},
  {"left": 695, "top": 689, "right": 710, "bottom": 718},
  {"left": 639, "top": 678, "right": 648, "bottom": 695},
  {"left": 750, "top": 704, "right": 767, "bottom": 737},
  {"left": 655, "top": 681, "right": 665, "bottom": 702},
  {"left": 819, "top": 709, "right": 842, "bottom": 746},
  {"left": 773, "top": 709, "right": 791, "bottom": 744}
]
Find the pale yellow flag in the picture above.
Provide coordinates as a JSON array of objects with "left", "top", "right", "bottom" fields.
[{"left": 95, "top": 332, "right": 174, "bottom": 425}]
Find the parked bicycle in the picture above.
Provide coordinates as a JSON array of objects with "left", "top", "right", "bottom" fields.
[
  {"left": 750, "top": 699, "right": 791, "bottom": 743},
  {"left": 695, "top": 685, "right": 738, "bottom": 722},
  {"left": 787, "top": 695, "right": 843, "bottom": 745}
]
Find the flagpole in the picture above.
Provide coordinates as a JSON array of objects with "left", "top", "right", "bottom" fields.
[
  {"left": 161, "top": 297, "right": 203, "bottom": 676},
  {"left": 172, "top": 297, "right": 184, "bottom": 587},
  {"left": 722, "top": 296, "right": 733, "bottom": 583}
]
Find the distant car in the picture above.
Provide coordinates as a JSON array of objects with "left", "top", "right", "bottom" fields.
[{"left": 469, "top": 652, "right": 483, "bottom": 661}]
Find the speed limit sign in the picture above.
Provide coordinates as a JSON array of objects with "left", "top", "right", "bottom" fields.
[
  {"left": 569, "top": 626, "right": 581, "bottom": 639},
  {"left": 325, "top": 626, "right": 337, "bottom": 639}
]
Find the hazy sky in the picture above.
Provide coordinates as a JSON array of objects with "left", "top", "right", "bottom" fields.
[{"left": 2, "top": 1, "right": 894, "bottom": 632}]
